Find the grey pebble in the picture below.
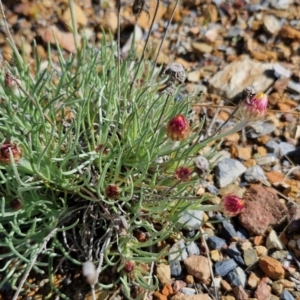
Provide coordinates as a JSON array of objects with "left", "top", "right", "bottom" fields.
[
  {"left": 186, "top": 241, "right": 200, "bottom": 256},
  {"left": 214, "top": 259, "right": 238, "bottom": 277},
  {"left": 207, "top": 236, "right": 227, "bottom": 250},
  {"left": 169, "top": 260, "right": 182, "bottom": 277},
  {"left": 226, "top": 246, "right": 245, "bottom": 267},
  {"left": 279, "top": 142, "right": 295, "bottom": 156},
  {"left": 178, "top": 209, "right": 204, "bottom": 230},
  {"left": 247, "top": 121, "right": 275, "bottom": 138},
  {"left": 169, "top": 240, "right": 188, "bottom": 261},
  {"left": 280, "top": 290, "right": 295, "bottom": 300},
  {"left": 225, "top": 270, "right": 241, "bottom": 287},
  {"left": 180, "top": 288, "right": 196, "bottom": 295},
  {"left": 266, "top": 140, "right": 280, "bottom": 153},
  {"left": 244, "top": 165, "right": 268, "bottom": 185},
  {"left": 222, "top": 220, "right": 238, "bottom": 239},
  {"left": 215, "top": 158, "right": 246, "bottom": 188},
  {"left": 271, "top": 250, "right": 289, "bottom": 260},
  {"left": 236, "top": 266, "right": 247, "bottom": 287}
]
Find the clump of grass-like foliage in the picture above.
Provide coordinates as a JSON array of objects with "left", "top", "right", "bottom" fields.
[{"left": 0, "top": 1, "right": 224, "bottom": 299}]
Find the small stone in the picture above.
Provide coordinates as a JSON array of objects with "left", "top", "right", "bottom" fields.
[
  {"left": 238, "top": 185, "right": 288, "bottom": 236},
  {"left": 279, "top": 142, "right": 295, "bottom": 156},
  {"left": 236, "top": 267, "right": 247, "bottom": 288},
  {"left": 62, "top": 3, "right": 88, "bottom": 27},
  {"left": 215, "top": 158, "right": 247, "bottom": 188},
  {"left": 184, "top": 255, "right": 210, "bottom": 282},
  {"left": 265, "top": 171, "right": 285, "bottom": 184},
  {"left": 226, "top": 245, "right": 245, "bottom": 267},
  {"left": 255, "top": 278, "right": 272, "bottom": 300},
  {"left": 225, "top": 270, "right": 242, "bottom": 287},
  {"left": 187, "top": 241, "right": 200, "bottom": 256},
  {"left": 207, "top": 236, "right": 227, "bottom": 250},
  {"left": 222, "top": 220, "right": 238, "bottom": 239},
  {"left": 173, "top": 280, "right": 187, "bottom": 292},
  {"left": 156, "top": 264, "right": 171, "bottom": 285},
  {"left": 259, "top": 256, "right": 285, "bottom": 280},
  {"left": 263, "top": 15, "right": 282, "bottom": 35},
  {"left": 210, "top": 250, "right": 220, "bottom": 262},
  {"left": 253, "top": 236, "right": 264, "bottom": 246},
  {"left": 162, "top": 284, "right": 174, "bottom": 297},
  {"left": 232, "top": 285, "right": 249, "bottom": 300},
  {"left": 208, "top": 56, "right": 274, "bottom": 100},
  {"left": 270, "top": 250, "right": 289, "bottom": 261},
  {"left": 244, "top": 166, "right": 268, "bottom": 185},
  {"left": 248, "top": 272, "right": 260, "bottom": 289},
  {"left": 181, "top": 288, "right": 196, "bottom": 295},
  {"left": 241, "top": 241, "right": 253, "bottom": 251},
  {"left": 255, "top": 246, "right": 268, "bottom": 257},
  {"left": 244, "top": 248, "right": 258, "bottom": 266},
  {"left": 169, "top": 240, "right": 188, "bottom": 261},
  {"left": 247, "top": 121, "right": 276, "bottom": 138},
  {"left": 279, "top": 290, "right": 295, "bottom": 300},
  {"left": 192, "top": 42, "right": 213, "bottom": 55},
  {"left": 266, "top": 230, "right": 284, "bottom": 250},
  {"left": 232, "top": 146, "right": 252, "bottom": 161},
  {"left": 255, "top": 155, "right": 277, "bottom": 166},
  {"left": 170, "top": 293, "right": 212, "bottom": 300},
  {"left": 221, "top": 280, "right": 232, "bottom": 292},
  {"left": 272, "top": 281, "right": 283, "bottom": 295},
  {"left": 215, "top": 259, "right": 238, "bottom": 277},
  {"left": 169, "top": 261, "right": 182, "bottom": 277},
  {"left": 154, "top": 291, "right": 168, "bottom": 300},
  {"left": 178, "top": 210, "right": 204, "bottom": 230},
  {"left": 187, "top": 71, "right": 201, "bottom": 82}
]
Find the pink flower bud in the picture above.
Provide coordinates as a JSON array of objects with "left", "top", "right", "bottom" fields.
[
  {"left": 175, "top": 167, "right": 192, "bottom": 182},
  {"left": 4, "top": 72, "right": 16, "bottom": 89},
  {"left": 222, "top": 194, "right": 245, "bottom": 217},
  {"left": 166, "top": 114, "right": 190, "bottom": 141},
  {"left": 238, "top": 92, "right": 268, "bottom": 121},
  {"left": 105, "top": 184, "right": 119, "bottom": 199},
  {"left": 0, "top": 141, "right": 22, "bottom": 164}
]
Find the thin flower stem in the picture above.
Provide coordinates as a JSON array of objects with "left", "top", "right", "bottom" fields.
[
  {"left": 68, "top": 0, "right": 79, "bottom": 50},
  {"left": 117, "top": 0, "right": 121, "bottom": 101},
  {"left": 154, "top": 94, "right": 170, "bottom": 133},
  {"left": 129, "top": 0, "right": 160, "bottom": 94},
  {"left": 150, "top": 0, "right": 179, "bottom": 80}
]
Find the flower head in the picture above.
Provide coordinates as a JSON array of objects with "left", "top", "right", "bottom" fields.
[
  {"left": 175, "top": 166, "right": 192, "bottom": 182},
  {"left": 222, "top": 194, "right": 245, "bottom": 217},
  {"left": 105, "top": 184, "right": 120, "bottom": 199},
  {"left": 123, "top": 260, "right": 135, "bottom": 273},
  {"left": 166, "top": 114, "right": 190, "bottom": 141},
  {"left": 238, "top": 92, "right": 268, "bottom": 121},
  {"left": 0, "top": 141, "right": 22, "bottom": 164}
]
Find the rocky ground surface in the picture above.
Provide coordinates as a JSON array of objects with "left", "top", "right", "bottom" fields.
[{"left": 1, "top": 0, "right": 300, "bottom": 299}]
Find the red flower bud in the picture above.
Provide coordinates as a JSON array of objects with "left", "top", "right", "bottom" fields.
[
  {"left": 175, "top": 167, "right": 192, "bottom": 182},
  {"left": 10, "top": 198, "right": 22, "bottom": 210},
  {"left": 123, "top": 261, "right": 135, "bottom": 273},
  {"left": 105, "top": 184, "right": 119, "bottom": 199},
  {"left": 0, "top": 141, "right": 22, "bottom": 164},
  {"left": 222, "top": 194, "right": 245, "bottom": 217},
  {"left": 166, "top": 114, "right": 190, "bottom": 141}
]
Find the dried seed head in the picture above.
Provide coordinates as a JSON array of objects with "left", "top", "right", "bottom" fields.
[
  {"left": 105, "top": 184, "right": 120, "bottom": 199},
  {"left": 222, "top": 194, "right": 245, "bottom": 217},
  {"left": 238, "top": 92, "right": 268, "bottom": 121},
  {"left": 82, "top": 261, "right": 98, "bottom": 286},
  {"left": 10, "top": 198, "right": 22, "bottom": 210},
  {"left": 175, "top": 167, "right": 192, "bottom": 182},
  {"left": 165, "top": 63, "right": 186, "bottom": 84},
  {"left": 166, "top": 114, "right": 190, "bottom": 141},
  {"left": 194, "top": 156, "right": 209, "bottom": 177},
  {"left": 132, "top": 0, "right": 150, "bottom": 20},
  {"left": 4, "top": 71, "right": 16, "bottom": 89},
  {"left": 242, "top": 85, "right": 256, "bottom": 104},
  {"left": 0, "top": 141, "right": 22, "bottom": 164}
]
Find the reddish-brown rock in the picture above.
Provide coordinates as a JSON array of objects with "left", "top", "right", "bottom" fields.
[
  {"left": 259, "top": 256, "right": 285, "bottom": 280},
  {"left": 254, "top": 278, "right": 271, "bottom": 300},
  {"left": 238, "top": 185, "right": 288, "bottom": 235},
  {"left": 232, "top": 285, "right": 249, "bottom": 300}
]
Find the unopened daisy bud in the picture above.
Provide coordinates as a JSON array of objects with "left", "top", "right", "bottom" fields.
[
  {"left": 222, "top": 194, "right": 245, "bottom": 217},
  {"left": 10, "top": 198, "right": 22, "bottom": 210},
  {"left": 238, "top": 92, "right": 268, "bottom": 121},
  {"left": 82, "top": 261, "right": 98, "bottom": 286},
  {"left": 166, "top": 114, "right": 190, "bottom": 141},
  {"left": 123, "top": 260, "right": 135, "bottom": 273},
  {"left": 105, "top": 184, "right": 120, "bottom": 199},
  {"left": 175, "top": 167, "right": 192, "bottom": 182},
  {"left": 0, "top": 141, "right": 22, "bottom": 164}
]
